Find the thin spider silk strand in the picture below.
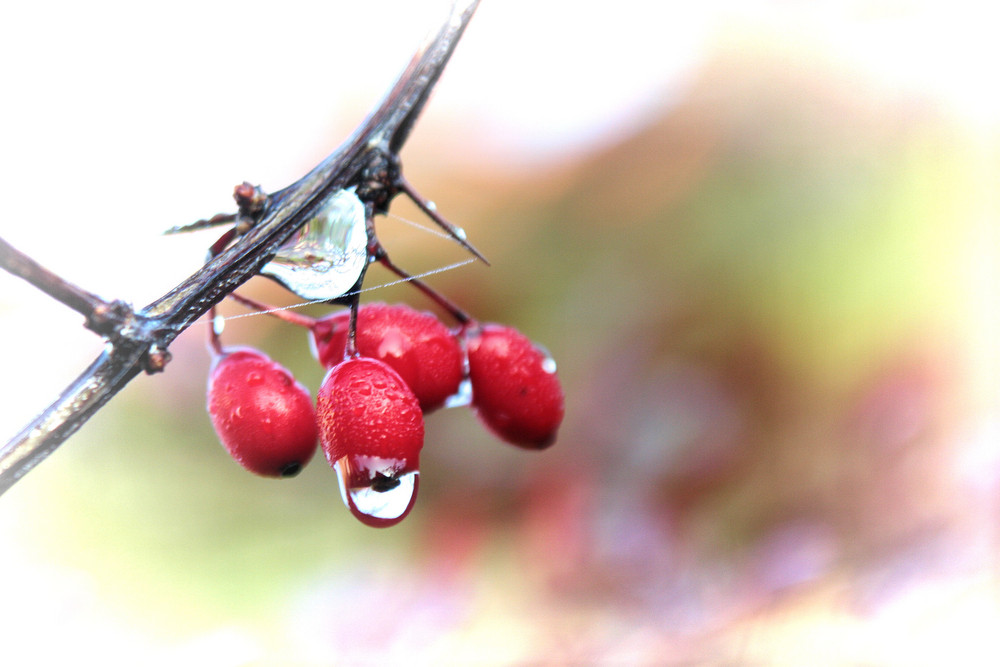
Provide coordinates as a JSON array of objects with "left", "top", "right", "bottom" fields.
[{"left": 220, "top": 258, "right": 475, "bottom": 322}]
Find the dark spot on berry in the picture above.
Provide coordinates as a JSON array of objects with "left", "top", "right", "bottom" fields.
[{"left": 280, "top": 462, "right": 303, "bottom": 477}]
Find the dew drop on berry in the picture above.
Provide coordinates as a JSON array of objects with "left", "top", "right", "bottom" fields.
[
  {"left": 260, "top": 187, "right": 368, "bottom": 300},
  {"left": 444, "top": 378, "right": 473, "bottom": 409},
  {"left": 533, "top": 342, "right": 557, "bottom": 374},
  {"left": 334, "top": 455, "right": 419, "bottom": 528}
]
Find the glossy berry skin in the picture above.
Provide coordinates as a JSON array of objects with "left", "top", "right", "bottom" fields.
[
  {"left": 466, "top": 324, "right": 564, "bottom": 449},
  {"left": 317, "top": 356, "right": 424, "bottom": 464},
  {"left": 317, "top": 357, "right": 425, "bottom": 527},
  {"left": 207, "top": 347, "right": 318, "bottom": 477},
  {"left": 311, "top": 303, "right": 463, "bottom": 411},
  {"left": 309, "top": 310, "right": 350, "bottom": 368}
]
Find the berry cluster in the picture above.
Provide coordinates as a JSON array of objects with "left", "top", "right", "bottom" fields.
[
  {"left": 190, "top": 177, "right": 563, "bottom": 527},
  {"left": 206, "top": 302, "right": 564, "bottom": 527}
]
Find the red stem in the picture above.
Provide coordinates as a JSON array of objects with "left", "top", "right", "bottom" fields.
[
  {"left": 376, "top": 252, "right": 471, "bottom": 325},
  {"left": 226, "top": 291, "right": 318, "bottom": 329}
]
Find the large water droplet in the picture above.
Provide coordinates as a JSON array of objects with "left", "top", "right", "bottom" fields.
[
  {"left": 261, "top": 188, "right": 368, "bottom": 300},
  {"left": 212, "top": 313, "right": 226, "bottom": 336},
  {"left": 334, "top": 455, "right": 419, "bottom": 528}
]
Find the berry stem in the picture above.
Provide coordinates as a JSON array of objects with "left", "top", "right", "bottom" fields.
[
  {"left": 202, "top": 227, "right": 243, "bottom": 358},
  {"left": 346, "top": 296, "right": 360, "bottom": 359},
  {"left": 227, "top": 291, "right": 319, "bottom": 329},
  {"left": 364, "top": 198, "right": 473, "bottom": 325},
  {"left": 206, "top": 227, "right": 239, "bottom": 261},
  {"left": 207, "top": 304, "right": 224, "bottom": 357},
  {"left": 377, "top": 250, "right": 472, "bottom": 325}
]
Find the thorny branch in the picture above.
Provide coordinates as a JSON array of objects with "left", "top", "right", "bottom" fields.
[{"left": 0, "top": 0, "right": 481, "bottom": 497}]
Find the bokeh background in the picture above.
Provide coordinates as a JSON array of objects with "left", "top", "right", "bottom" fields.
[{"left": 1, "top": 1, "right": 998, "bottom": 664}]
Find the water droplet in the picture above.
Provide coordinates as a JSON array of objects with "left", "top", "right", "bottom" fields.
[
  {"left": 534, "top": 343, "right": 557, "bottom": 374},
  {"left": 444, "top": 378, "right": 473, "bottom": 408},
  {"left": 334, "top": 455, "right": 419, "bottom": 528},
  {"left": 453, "top": 226, "right": 467, "bottom": 241},
  {"left": 426, "top": 200, "right": 437, "bottom": 212},
  {"left": 212, "top": 314, "right": 226, "bottom": 336},
  {"left": 261, "top": 188, "right": 368, "bottom": 300}
]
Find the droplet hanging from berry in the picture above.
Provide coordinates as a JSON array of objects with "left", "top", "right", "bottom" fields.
[
  {"left": 206, "top": 347, "right": 318, "bottom": 477},
  {"left": 261, "top": 187, "right": 368, "bottom": 300},
  {"left": 333, "top": 457, "right": 419, "bottom": 528},
  {"left": 317, "top": 357, "right": 424, "bottom": 527}
]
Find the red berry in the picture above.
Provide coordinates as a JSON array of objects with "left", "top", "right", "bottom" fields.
[
  {"left": 466, "top": 324, "right": 564, "bottom": 449},
  {"left": 309, "top": 310, "right": 350, "bottom": 368},
  {"left": 207, "top": 347, "right": 318, "bottom": 477},
  {"left": 317, "top": 357, "right": 424, "bottom": 527},
  {"left": 310, "top": 303, "right": 463, "bottom": 411}
]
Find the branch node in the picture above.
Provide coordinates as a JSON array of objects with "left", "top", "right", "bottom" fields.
[
  {"left": 234, "top": 182, "right": 270, "bottom": 221},
  {"left": 86, "top": 299, "right": 134, "bottom": 337},
  {"left": 142, "top": 345, "right": 172, "bottom": 374},
  {"left": 356, "top": 152, "right": 401, "bottom": 215}
]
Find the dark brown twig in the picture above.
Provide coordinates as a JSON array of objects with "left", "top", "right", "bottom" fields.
[
  {"left": 0, "top": 239, "right": 111, "bottom": 330},
  {"left": 0, "top": 0, "right": 481, "bottom": 497}
]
